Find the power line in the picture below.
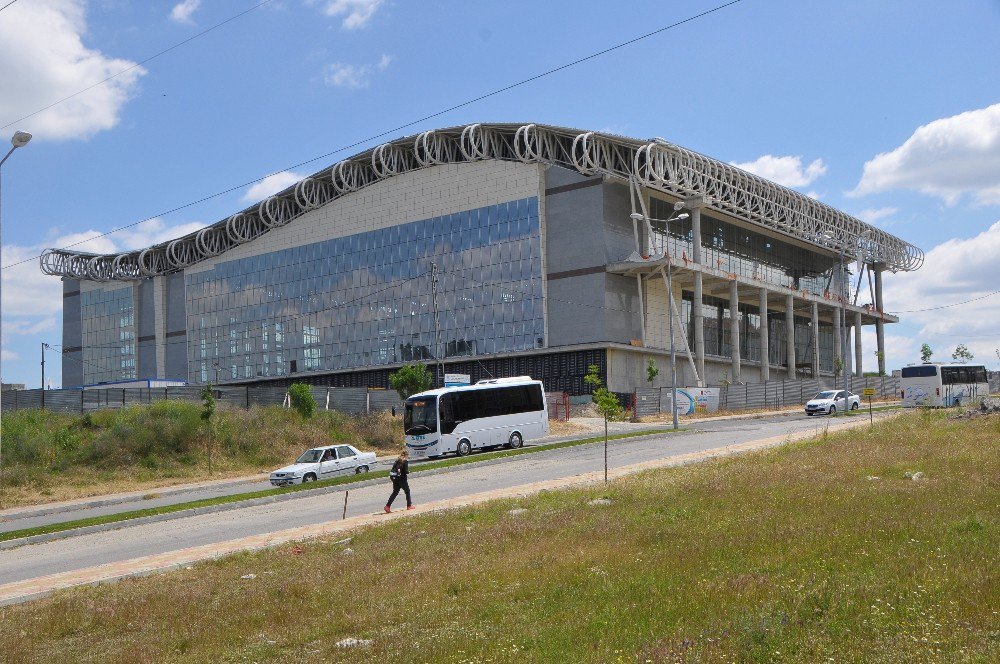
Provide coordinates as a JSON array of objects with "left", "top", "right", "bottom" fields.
[
  {"left": 1, "top": 0, "right": 276, "bottom": 131},
  {"left": 1, "top": 0, "right": 744, "bottom": 272},
  {"left": 0, "top": 0, "right": 21, "bottom": 14},
  {"left": 889, "top": 289, "right": 1000, "bottom": 313}
]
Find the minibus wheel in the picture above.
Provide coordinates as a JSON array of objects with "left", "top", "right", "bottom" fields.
[
  {"left": 456, "top": 439, "right": 472, "bottom": 457},
  {"left": 508, "top": 432, "right": 523, "bottom": 449}
]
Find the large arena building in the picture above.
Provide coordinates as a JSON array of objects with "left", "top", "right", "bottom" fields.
[{"left": 43, "top": 123, "right": 924, "bottom": 394}]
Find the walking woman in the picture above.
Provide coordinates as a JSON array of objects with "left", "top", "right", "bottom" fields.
[{"left": 384, "top": 450, "right": 414, "bottom": 513}]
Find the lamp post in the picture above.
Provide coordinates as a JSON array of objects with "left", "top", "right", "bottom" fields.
[
  {"left": 0, "top": 131, "right": 33, "bottom": 494},
  {"left": 631, "top": 206, "right": 689, "bottom": 430}
]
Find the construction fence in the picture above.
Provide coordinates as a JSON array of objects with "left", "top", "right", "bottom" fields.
[
  {"left": 0, "top": 385, "right": 403, "bottom": 417},
  {"left": 633, "top": 376, "right": 903, "bottom": 418}
]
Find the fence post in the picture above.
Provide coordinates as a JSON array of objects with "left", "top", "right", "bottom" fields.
[{"left": 246, "top": 386, "right": 250, "bottom": 409}]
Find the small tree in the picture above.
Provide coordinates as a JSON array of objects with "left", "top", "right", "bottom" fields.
[
  {"left": 952, "top": 344, "right": 974, "bottom": 363},
  {"left": 873, "top": 350, "right": 886, "bottom": 376},
  {"left": 389, "top": 363, "right": 433, "bottom": 400},
  {"left": 920, "top": 343, "right": 933, "bottom": 363},
  {"left": 833, "top": 356, "right": 844, "bottom": 378},
  {"left": 288, "top": 382, "right": 317, "bottom": 419},
  {"left": 646, "top": 358, "right": 659, "bottom": 384},
  {"left": 584, "top": 364, "right": 624, "bottom": 483},
  {"left": 201, "top": 384, "right": 216, "bottom": 474}
]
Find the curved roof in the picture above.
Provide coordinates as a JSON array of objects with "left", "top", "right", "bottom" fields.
[{"left": 40, "top": 123, "right": 924, "bottom": 281}]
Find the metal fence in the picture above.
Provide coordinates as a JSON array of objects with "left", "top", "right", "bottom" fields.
[
  {"left": 0, "top": 385, "right": 402, "bottom": 416},
  {"left": 634, "top": 376, "right": 903, "bottom": 417}
]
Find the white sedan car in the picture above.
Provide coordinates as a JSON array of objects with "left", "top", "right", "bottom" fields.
[
  {"left": 270, "top": 444, "right": 376, "bottom": 486},
  {"left": 804, "top": 390, "right": 861, "bottom": 416}
]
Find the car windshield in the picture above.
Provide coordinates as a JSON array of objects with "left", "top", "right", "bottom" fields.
[
  {"left": 295, "top": 449, "right": 323, "bottom": 463},
  {"left": 814, "top": 391, "right": 838, "bottom": 400},
  {"left": 404, "top": 397, "right": 438, "bottom": 435}
]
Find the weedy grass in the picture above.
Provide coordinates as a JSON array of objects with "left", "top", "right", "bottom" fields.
[
  {"left": 1, "top": 411, "right": 997, "bottom": 662},
  {"left": 0, "top": 405, "right": 404, "bottom": 509}
]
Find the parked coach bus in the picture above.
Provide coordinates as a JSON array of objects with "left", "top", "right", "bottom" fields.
[
  {"left": 900, "top": 363, "right": 989, "bottom": 408},
  {"left": 403, "top": 377, "right": 549, "bottom": 459}
]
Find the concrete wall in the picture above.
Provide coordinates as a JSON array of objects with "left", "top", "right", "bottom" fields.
[
  {"left": 164, "top": 273, "right": 187, "bottom": 380},
  {"left": 61, "top": 278, "right": 83, "bottom": 388},
  {"left": 543, "top": 166, "right": 607, "bottom": 346},
  {"left": 136, "top": 279, "right": 156, "bottom": 380}
]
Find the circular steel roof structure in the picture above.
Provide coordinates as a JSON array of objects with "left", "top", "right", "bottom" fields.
[{"left": 40, "top": 123, "right": 924, "bottom": 281}]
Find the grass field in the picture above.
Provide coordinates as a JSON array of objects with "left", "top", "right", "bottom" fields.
[
  {"left": 2, "top": 410, "right": 997, "bottom": 662},
  {"left": 0, "top": 404, "right": 401, "bottom": 509}
]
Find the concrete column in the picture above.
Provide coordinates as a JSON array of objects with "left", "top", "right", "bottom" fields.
[
  {"left": 691, "top": 206, "right": 705, "bottom": 383},
  {"left": 810, "top": 301, "right": 821, "bottom": 378},
  {"left": 758, "top": 288, "right": 769, "bottom": 381},
  {"left": 635, "top": 275, "right": 646, "bottom": 346},
  {"left": 785, "top": 293, "right": 796, "bottom": 379},
  {"left": 729, "top": 280, "right": 741, "bottom": 383},
  {"left": 874, "top": 265, "right": 886, "bottom": 375},
  {"left": 832, "top": 305, "right": 842, "bottom": 370},
  {"left": 854, "top": 310, "right": 863, "bottom": 378}
]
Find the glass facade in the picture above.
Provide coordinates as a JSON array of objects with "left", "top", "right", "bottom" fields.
[
  {"left": 649, "top": 198, "right": 839, "bottom": 297},
  {"left": 184, "top": 197, "right": 544, "bottom": 382},
  {"left": 81, "top": 287, "right": 136, "bottom": 384}
]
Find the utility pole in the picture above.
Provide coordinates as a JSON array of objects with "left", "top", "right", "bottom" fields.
[
  {"left": 431, "top": 262, "right": 443, "bottom": 387},
  {"left": 40, "top": 343, "right": 46, "bottom": 409}
]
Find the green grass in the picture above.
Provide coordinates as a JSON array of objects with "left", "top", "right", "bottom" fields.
[
  {"left": 2, "top": 411, "right": 996, "bottom": 662},
  {"left": 0, "top": 404, "right": 402, "bottom": 509},
  {"left": 0, "top": 428, "right": 675, "bottom": 543}
]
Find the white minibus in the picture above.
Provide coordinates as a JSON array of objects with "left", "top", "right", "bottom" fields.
[
  {"left": 900, "top": 363, "right": 989, "bottom": 408},
  {"left": 403, "top": 377, "right": 549, "bottom": 459}
]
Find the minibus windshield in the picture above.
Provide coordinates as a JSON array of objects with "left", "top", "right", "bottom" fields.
[{"left": 404, "top": 397, "right": 438, "bottom": 435}]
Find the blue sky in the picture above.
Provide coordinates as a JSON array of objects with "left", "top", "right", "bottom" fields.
[{"left": 1, "top": 0, "right": 999, "bottom": 387}]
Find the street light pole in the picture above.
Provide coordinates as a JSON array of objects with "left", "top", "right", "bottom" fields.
[
  {"left": 632, "top": 206, "right": 689, "bottom": 430},
  {"left": 0, "top": 131, "right": 32, "bottom": 496},
  {"left": 840, "top": 246, "right": 850, "bottom": 398}
]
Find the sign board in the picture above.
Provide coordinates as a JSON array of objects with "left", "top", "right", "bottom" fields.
[
  {"left": 862, "top": 387, "right": 876, "bottom": 398},
  {"left": 444, "top": 373, "right": 471, "bottom": 387},
  {"left": 685, "top": 387, "right": 720, "bottom": 412}
]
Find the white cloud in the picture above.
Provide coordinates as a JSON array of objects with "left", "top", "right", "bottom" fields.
[
  {"left": 730, "top": 155, "right": 828, "bottom": 188},
  {"left": 170, "top": 0, "right": 202, "bottom": 23},
  {"left": 0, "top": 0, "right": 146, "bottom": 140},
  {"left": 243, "top": 171, "right": 307, "bottom": 202},
  {"left": 323, "top": 53, "right": 391, "bottom": 88},
  {"left": 314, "top": 0, "right": 384, "bottom": 29},
  {"left": 856, "top": 207, "right": 898, "bottom": 224},
  {"left": 881, "top": 219, "right": 1000, "bottom": 368},
  {"left": 851, "top": 103, "right": 1000, "bottom": 205},
  {"left": 115, "top": 218, "right": 208, "bottom": 250},
  {"left": 1, "top": 350, "right": 19, "bottom": 362},
  {"left": 1, "top": 220, "right": 207, "bottom": 342}
]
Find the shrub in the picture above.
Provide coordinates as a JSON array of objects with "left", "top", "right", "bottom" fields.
[
  {"left": 389, "top": 363, "right": 433, "bottom": 400},
  {"left": 288, "top": 383, "right": 317, "bottom": 419}
]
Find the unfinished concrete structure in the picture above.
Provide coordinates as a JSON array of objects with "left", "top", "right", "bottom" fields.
[{"left": 43, "top": 124, "right": 922, "bottom": 392}]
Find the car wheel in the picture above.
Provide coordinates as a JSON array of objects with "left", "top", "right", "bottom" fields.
[
  {"left": 851, "top": 402, "right": 860, "bottom": 411},
  {"left": 806, "top": 412, "right": 813, "bottom": 416},
  {"left": 302, "top": 473, "right": 317, "bottom": 483},
  {"left": 508, "top": 432, "right": 523, "bottom": 449},
  {"left": 456, "top": 439, "right": 472, "bottom": 457},
  {"left": 355, "top": 465, "right": 368, "bottom": 474},
  {"left": 829, "top": 405, "right": 837, "bottom": 416}
]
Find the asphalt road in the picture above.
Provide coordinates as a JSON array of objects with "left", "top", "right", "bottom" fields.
[{"left": 0, "top": 412, "right": 858, "bottom": 587}]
